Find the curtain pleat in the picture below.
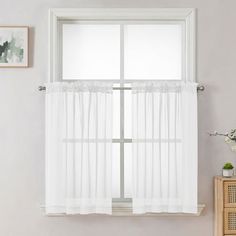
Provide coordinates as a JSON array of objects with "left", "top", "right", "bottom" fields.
[
  {"left": 132, "top": 81, "right": 198, "bottom": 214},
  {"left": 45, "top": 82, "right": 113, "bottom": 215}
]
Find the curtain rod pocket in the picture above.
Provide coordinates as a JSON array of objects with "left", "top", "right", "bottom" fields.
[{"left": 38, "top": 85, "right": 205, "bottom": 92}]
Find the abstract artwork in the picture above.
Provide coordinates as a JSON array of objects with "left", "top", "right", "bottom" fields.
[{"left": 0, "top": 26, "right": 28, "bottom": 67}]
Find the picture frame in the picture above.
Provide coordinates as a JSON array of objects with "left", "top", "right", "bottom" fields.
[{"left": 0, "top": 26, "right": 28, "bottom": 67}]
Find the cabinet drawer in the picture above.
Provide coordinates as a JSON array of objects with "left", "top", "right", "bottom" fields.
[
  {"left": 224, "top": 182, "right": 236, "bottom": 207},
  {"left": 224, "top": 208, "right": 236, "bottom": 234}
]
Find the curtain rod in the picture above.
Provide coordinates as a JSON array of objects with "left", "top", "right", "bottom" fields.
[{"left": 38, "top": 85, "right": 205, "bottom": 92}]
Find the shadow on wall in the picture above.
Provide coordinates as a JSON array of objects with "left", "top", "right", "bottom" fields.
[{"left": 28, "top": 27, "right": 35, "bottom": 67}]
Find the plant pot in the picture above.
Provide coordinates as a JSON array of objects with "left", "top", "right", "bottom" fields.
[{"left": 222, "top": 169, "right": 234, "bottom": 177}]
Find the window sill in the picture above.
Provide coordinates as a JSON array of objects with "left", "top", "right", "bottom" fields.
[
  {"left": 40, "top": 203, "right": 205, "bottom": 217},
  {"left": 112, "top": 202, "right": 205, "bottom": 216}
]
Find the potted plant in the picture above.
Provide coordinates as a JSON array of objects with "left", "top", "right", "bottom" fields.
[{"left": 223, "top": 162, "right": 234, "bottom": 177}]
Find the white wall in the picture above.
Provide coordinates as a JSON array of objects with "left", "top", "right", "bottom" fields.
[{"left": 0, "top": 0, "right": 236, "bottom": 235}]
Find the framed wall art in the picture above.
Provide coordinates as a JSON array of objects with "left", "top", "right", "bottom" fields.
[{"left": 0, "top": 26, "right": 28, "bottom": 67}]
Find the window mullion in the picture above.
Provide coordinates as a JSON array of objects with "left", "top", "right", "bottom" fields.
[{"left": 120, "top": 24, "right": 125, "bottom": 199}]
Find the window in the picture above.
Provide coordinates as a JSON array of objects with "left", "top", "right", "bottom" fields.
[
  {"left": 60, "top": 21, "right": 184, "bottom": 201},
  {"left": 48, "top": 8, "right": 197, "bottom": 214},
  {"left": 61, "top": 23, "right": 183, "bottom": 81}
]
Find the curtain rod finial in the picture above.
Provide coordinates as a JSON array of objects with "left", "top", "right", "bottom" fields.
[
  {"left": 197, "top": 85, "right": 205, "bottom": 91},
  {"left": 38, "top": 86, "right": 46, "bottom": 91}
]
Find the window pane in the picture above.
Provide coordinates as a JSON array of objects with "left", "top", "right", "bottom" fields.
[
  {"left": 112, "top": 143, "right": 120, "bottom": 198},
  {"left": 124, "top": 24, "right": 182, "bottom": 80},
  {"left": 63, "top": 24, "right": 120, "bottom": 80},
  {"left": 124, "top": 87, "right": 132, "bottom": 139},
  {"left": 124, "top": 143, "right": 132, "bottom": 198},
  {"left": 113, "top": 87, "right": 120, "bottom": 139}
]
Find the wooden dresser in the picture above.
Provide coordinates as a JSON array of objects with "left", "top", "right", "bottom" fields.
[{"left": 215, "top": 176, "right": 236, "bottom": 236}]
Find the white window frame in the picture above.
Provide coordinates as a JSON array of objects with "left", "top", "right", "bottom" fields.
[
  {"left": 48, "top": 8, "right": 205, "bottom": 216},
  {"left": 49, "top": 8, "right": 196, "bottom": 83}
]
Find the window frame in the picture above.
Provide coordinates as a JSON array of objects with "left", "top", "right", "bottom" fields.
[
  {"left": 49, "top": 8, "right": 196, "bottom": 83},
  {"left": 48, "top": 8, "right": 202, "bottom": 215}
]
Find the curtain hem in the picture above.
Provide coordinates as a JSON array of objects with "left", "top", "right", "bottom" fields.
[
  {"left": 132, "top": 204, "right": 198, "bottom": 214},
  {"left": 45, "top": 205, "right": 112, "bottom": 215}
]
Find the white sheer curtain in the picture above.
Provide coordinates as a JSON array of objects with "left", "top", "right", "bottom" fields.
[
  {"left": 132, "top": 82, "right": 198, "bottom": 214},
  {"left": 45, "top": 82, "right": 113, "bottom": 215}
]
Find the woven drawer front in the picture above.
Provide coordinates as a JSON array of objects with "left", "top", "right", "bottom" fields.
[
  {"left": 224, "top": 182, "right": 236, "bottom": 207},
  {"left": 224, "top": 208, "right": 236, "bottom": 234}
]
